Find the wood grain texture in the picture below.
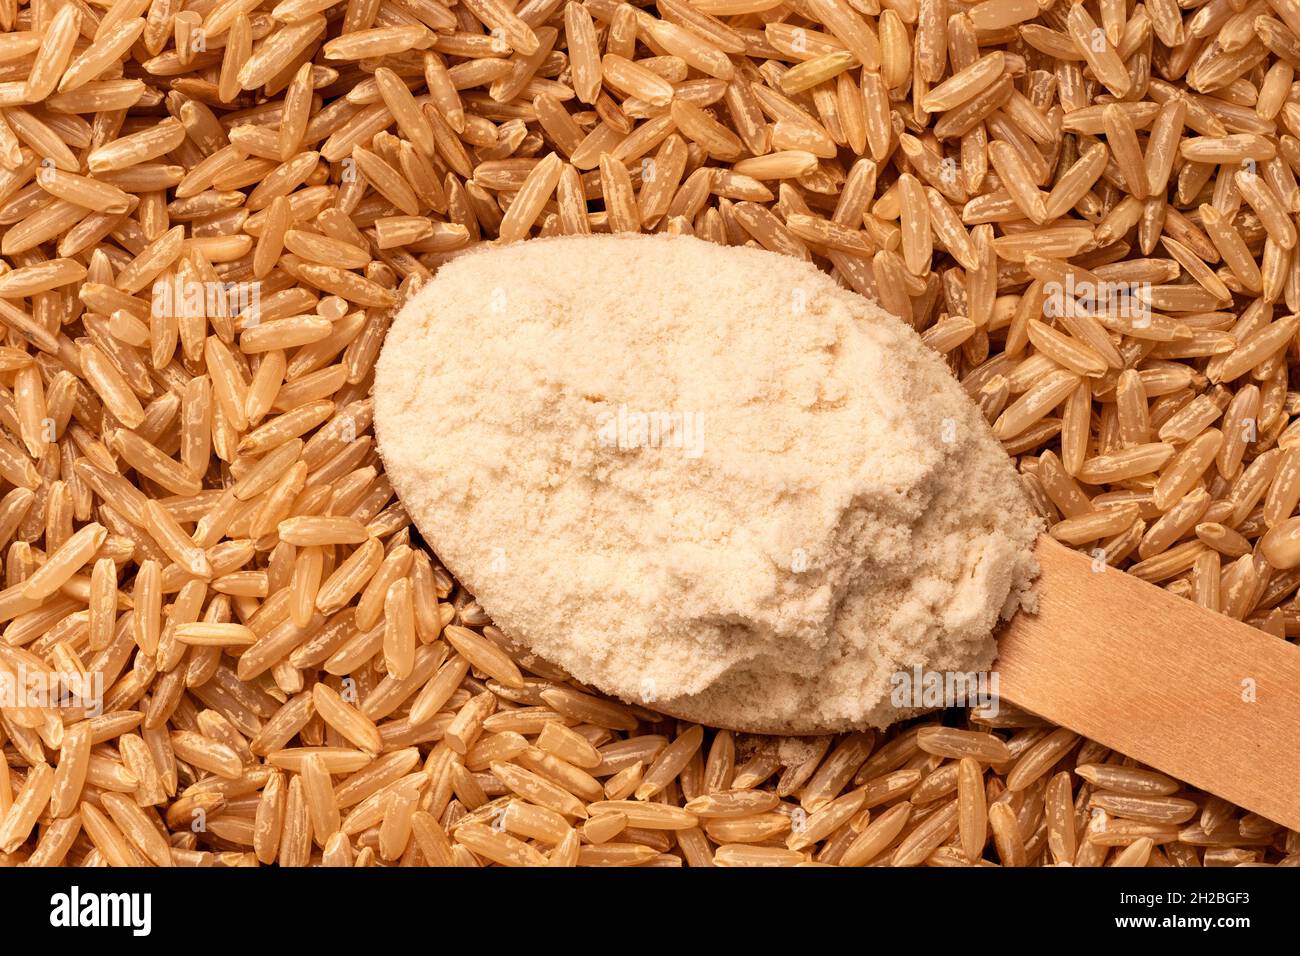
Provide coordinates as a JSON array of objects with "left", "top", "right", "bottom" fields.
[{"left": 997, "top": 537, "right": 1300, "bottom": 831}]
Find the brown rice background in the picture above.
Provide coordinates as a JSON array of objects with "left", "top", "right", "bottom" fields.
[{"left": 0, "top": 0, "right": 1296, "bottom": 866}]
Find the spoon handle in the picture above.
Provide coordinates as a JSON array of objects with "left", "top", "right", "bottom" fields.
[{"left": 997, "top": 537, "right": 1300, "bottom": 832}]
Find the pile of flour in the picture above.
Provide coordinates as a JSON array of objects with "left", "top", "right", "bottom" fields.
[{"left": 374, "top": 234, "right": 1041, "bottom": 732}]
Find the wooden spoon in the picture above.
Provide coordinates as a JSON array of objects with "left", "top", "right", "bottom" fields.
[{"left": 996, "top": 536, "right": 1300, "bottom": 831}]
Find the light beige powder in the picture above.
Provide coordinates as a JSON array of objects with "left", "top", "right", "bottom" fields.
[{"left": 375, "top": 234, "right": 1041, "bottom": 732}]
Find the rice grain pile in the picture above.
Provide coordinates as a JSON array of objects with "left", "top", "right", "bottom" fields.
[{"left": 0, "top": 0, "right": 1297, "bottom": 866}]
